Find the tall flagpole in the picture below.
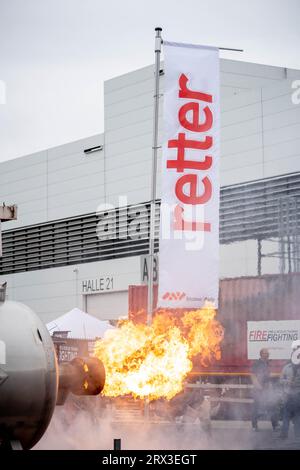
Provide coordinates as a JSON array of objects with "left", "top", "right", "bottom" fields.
[
  {"left": 147, "top": 27, "right": 162, "bottom": 326},
  {"left": 144, "top": 27, "right": 162, "bottom": 421}
]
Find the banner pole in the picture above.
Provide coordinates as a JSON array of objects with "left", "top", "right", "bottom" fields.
[{"left": 147, "top": 27, "right": 162, "bottom": 326}]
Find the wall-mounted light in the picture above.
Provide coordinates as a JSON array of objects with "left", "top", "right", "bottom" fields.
[{"left": 83, "top": 145, "right": 103, "bottom": 155}]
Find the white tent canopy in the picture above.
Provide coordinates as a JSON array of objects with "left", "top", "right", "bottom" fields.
[{"left": 46, "top": 308, "right": 115, "bottom": 339}]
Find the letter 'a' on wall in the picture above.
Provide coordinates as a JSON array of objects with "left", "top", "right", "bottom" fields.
[{"left": 158, "top": 41, "right": 220, "bottom": 309}]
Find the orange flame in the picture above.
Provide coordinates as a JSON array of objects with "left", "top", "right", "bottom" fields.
[
  {"left": 94, "top": 302, "right": 223, "bottom": 401},
  {"left": 83, "top": 380, "right": 89, "bottom": 390}
]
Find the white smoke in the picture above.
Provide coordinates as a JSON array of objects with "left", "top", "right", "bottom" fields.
[{"left": 33, "top": 393, "right": 273, "bottom": 450}]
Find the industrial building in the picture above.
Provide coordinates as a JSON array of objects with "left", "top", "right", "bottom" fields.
[{"left": 0, "top": 59, "right": 300, "bottom": 324}]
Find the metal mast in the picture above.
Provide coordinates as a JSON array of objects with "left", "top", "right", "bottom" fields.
[{"left": 147, "top": 27, "right": 162, "bottom": 325}]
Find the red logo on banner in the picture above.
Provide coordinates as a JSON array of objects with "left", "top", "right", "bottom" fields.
[{"left": 162, "top": 292, "right": 186, "bottom": 301}]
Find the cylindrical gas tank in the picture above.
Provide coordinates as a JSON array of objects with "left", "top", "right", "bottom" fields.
[{"left": 0, "top": 301, "right": 58, "bottom": 450}]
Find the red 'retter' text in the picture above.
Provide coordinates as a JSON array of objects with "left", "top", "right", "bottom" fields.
[{"left": 167, "top": 73, "right": 213, "bottom": 232}]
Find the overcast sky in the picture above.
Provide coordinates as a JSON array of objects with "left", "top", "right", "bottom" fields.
[{"left": 0, "top": 0, "right": 299, "bottom": 162}]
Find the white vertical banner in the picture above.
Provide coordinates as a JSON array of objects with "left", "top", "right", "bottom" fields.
[{"left": 158, "top": 41, "right": 220, "bottom": 309}]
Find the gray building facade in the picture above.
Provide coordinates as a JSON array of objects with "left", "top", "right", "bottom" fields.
[{"left": 1, "top": 59, "right": 300, "bottom": 323}]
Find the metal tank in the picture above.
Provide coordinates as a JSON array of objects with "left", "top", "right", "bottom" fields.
[{"left": 0, "top": 285, "right": 105, "bottom": 450}]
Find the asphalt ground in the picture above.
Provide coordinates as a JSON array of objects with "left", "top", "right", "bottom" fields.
[
  {"left": 35, "top": 411, "right": 300, "bottom": 450},
  {"left": 108, "top": 420, "right": 300, "bottom": 450}
]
